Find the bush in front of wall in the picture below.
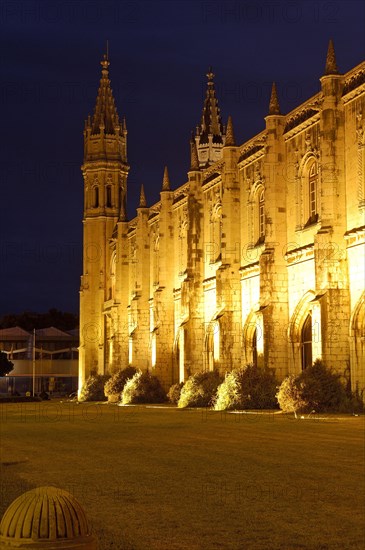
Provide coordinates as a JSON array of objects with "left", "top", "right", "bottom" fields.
[
  {"left": 104, "top": 366, "right": 138, "bottom": 400},
  {"left": 214, "top": 364, "right": 278, "bottom": 410},
  {"left": 276, "top": 360, "right": 362, "bottom": 415},
  {"left": 167, "top": 382, "right": 184, "bottom": 404},
  {"left": 178, "top": 370, "right": 222, "bottom": 408},
  {"left": 121, "top": 370, "right": 167, "bottom": 404},
  {"left": 79, "top": 372, "right": 111, "bottom": 402}
]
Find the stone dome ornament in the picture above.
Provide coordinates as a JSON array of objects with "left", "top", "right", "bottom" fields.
[{"left": 0, "top": 486, "right": 97, "bottom": 549}]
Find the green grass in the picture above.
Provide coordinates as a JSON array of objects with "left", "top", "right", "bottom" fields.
[{"left": 0, "top": 402, "right": 364, "bottom": 549}]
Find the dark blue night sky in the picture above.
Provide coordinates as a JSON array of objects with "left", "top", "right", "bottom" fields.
[{"left": 1, "top": 0, "right": 364, "bottom": 315}]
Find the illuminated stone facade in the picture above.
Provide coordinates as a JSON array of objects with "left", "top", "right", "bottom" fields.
[{"left": 79, "top": 42, "right": 365, "bottom": 395}]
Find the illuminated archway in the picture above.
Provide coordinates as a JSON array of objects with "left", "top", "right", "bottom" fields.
[
  {"left": 289, "top": 290, "right": 322, "bottom": 373},
  {"left": 242, "top": 311, "right": 263, "bottom": 366}
]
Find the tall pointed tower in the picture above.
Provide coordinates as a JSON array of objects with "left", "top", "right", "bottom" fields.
[
  {"left": 79, "top": 54, "right": 129, "bottom": 393},
  {"left": 194, "top": 68, "right": 226, "bottom": 167}
]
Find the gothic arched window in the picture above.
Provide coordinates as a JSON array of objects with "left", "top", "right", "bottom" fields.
[
  {"left": 303, "top": 160, "right": 319, "bottom": 226},
  {"left": 253, "top": 186, "right": 265, "bottom": 245},
  {"left": 301, "top": 313, "right": 312, "bottom": 370},
  {"left": 258, "top": 190, "right": 265, "bottom": 241},
  {"left": 93, "top": 186, "right": 99, "bottom": 208},
  {"left": 106, "top": 185, "right": 112, "bottom": 208}
]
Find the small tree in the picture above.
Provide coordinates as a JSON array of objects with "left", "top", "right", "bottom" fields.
[
  {"left": 0, "top": 351, "right": 14, "bottom": 377},
  {"left": 104, "top": 366, "right": 137, "bottom": 398},
  {"left": 178, "top": 371, "right": 222, "bottom": 408},
  {"left": 276, "top": 374, "right": 309, "bottom": 418},
  {"left": 121, "top": 371, "right": 166, "bottom": 404}
]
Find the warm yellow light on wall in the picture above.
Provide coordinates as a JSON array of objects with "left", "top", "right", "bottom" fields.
[
  {"left": 213, "top": 321, "right": 220, "bottom": 361},
  {"left": 151, "top": 333, "right": 156, "bottom": 367},
  {"left": 128, "top": 337, "right": 133, "bottom": 365},
  {"left": 311, "top": 302, "right": 322, "bottom": 361},
  {"left": 109, "top": 340, "right": 113, "bottom": 366}
]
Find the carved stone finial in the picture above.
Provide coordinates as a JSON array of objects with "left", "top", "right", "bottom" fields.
[
  {"left": 206, "top": 66, "right": 215, "bottom": 85},
  {"left": 324, "top": 39, "right": 339, "bottom": 75},
  {"left": 225, "top": 115, "right": 236, "bottom": 146},
  {"left": 139, "top": 184, "right": 147, "bottom": 208},
  {"left": 190, "top": 133, "right": 199, "bottom": 171},
  {"left": 269, "top": 82, "right": 281, "bottom": 115},
  {"left": 119, "top": 197, "right": 127, "bottom": 221},
  {"left": 100, "top": 53, "right": 110, "bottom": 74},
  {"left": 162, "top": 166, "right": 170, "bottom": 191}
]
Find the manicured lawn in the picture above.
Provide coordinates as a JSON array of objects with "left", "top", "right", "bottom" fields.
[{"left": 0, "top": 402, "right": 364, "bottom": 549}]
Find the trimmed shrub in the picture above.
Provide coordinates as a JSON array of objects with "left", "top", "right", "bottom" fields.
[
  {"left": 178, "top": 370, "right": 222, "bottom": 408},
  {"left": 79, "top": 373, "right": 110, "bottom": 402},
  {"left": 167, "top": 382, "right": 184, "bottom": 405},
  {"left": 213, "top": 370, "right": 241, "bottom": 411},
  {"left": 214, "top": 364, "right": 278, "bottom": 410},
  {"left": 276, "top": 360, "right": 361, "bottom": 415},
  {"left": 299, "top": 360, "right": 348, "bottom": 412},
  {"left": 121, "top": 370, "right": 166, "bottom": 404},
  {"left": 104, "top": 366, "right": 137, "bottom": 398},
  {"left": 275, "top": 374, "right": 309, "bottom": 417}
]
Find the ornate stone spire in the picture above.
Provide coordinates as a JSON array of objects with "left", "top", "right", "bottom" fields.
[
  {"left": 225, "top": 115, "right": 236, "bottom": 146},
  {"left": 193, "top": 68, "right": 226, "bottom": 167},
  {"left": 190, "top": 132, "right": 200, "bottom": 171},
  {"left": 91, "top": 54, "right": 120, "bottom": 134},
  {"left": 198, "top": 67, "right": 224, "bottom": 144},
  {"left": 162, "top": 166, "right": 170, "bottom": 191},
  {"left": 324, "top": 39, "right": 339, "bottom": 75},
  {"left": 269, "top": 82, "right": 281, "bottom": 115},
  {"left": 139, "top": 184, "right": 147, "bottom": 207}
]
